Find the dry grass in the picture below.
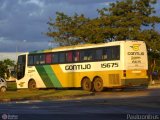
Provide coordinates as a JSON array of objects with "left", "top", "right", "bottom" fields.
[{"left": 0, "top": 89, "right": 92, "bottom": 101}]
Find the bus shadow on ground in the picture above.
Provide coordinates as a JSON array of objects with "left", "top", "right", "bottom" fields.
[{"left": 103, "top": 86, "right": 148, "bottom": 92}]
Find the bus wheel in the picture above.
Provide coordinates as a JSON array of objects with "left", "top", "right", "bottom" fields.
[
  {"left": 93, "top": 77, "right": 103, "bottom": 92},
  {"left": 81, "top": 77, "right": 92, "bottom": 91},
  {"left": 28, "top": 80, "right": 36, "bottom": 89},
  {"left": 0, "top": 87, "right": 7, "bottom": 92}
]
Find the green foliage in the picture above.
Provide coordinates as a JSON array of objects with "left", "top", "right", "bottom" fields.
[
  {"left": 3, "top": 59, "right": 15, "bottom": 67},
  {"left": 0, "top": 59, "right": 15, "bottom": 79},
  {"left": 46, "top": 0, "right": 160, "bottom": 52},
  {"left": 98, "top": 0, "right": 160, "bottom": 44},
  {"left": 0, "top": 90, "right": 91, "bottom": 100},
  {"left": 47, "top": 12, "right": 90, "bottom": 46},
  {"left": 47, "top": 12, "right": 106, "bottom": 45},
  {"left": 0, "top": 61, "right": 7, "bottom": 78},
  {"left": 7, "top": 81, "right": 17, "bottom": 91}
]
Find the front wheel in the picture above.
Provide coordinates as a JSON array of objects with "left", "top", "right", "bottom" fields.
[
  {"left": 93, "top": 77, "right": 104, "bottom": 92},
  {"left": 0, "top": 86, "right": 7, "bottom": 92},
  {"left": 28, "top": 80, "right": 36, "bottom": 89}
]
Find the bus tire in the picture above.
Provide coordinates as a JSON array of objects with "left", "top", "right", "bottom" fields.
[
  {"left": 28, "top": 79, "right": 36, "bottom": 89},
  {"left": 93, "top": 77, "right": 104, "bottom": 92},
  {"left": 81, "top": 77, "right": 92, "bottom": 91},
  {"left": 0, "top": 86, "right": 7, "bottom": 92}
]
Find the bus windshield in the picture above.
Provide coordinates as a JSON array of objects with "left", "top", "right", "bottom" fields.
[{"left": 17, "top": 55, "right": 26, "bottom": 80}]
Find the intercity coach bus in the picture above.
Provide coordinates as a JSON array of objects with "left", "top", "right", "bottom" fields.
[{"left": 16, "top": 40, "right": 148, "bottom": 91}]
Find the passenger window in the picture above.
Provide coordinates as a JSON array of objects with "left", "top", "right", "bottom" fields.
[
  {"left": 66, "top": 51, "right": 72, "bottom": 62},
  {"left": 28, "top": 55, "right": 34, "bottom": 65},
  {"left": 106, "top": 47, "right": 112, "bottom": 60},
  {"left": 45, "top": 54, "right": 52, "bottom": 64},
  {"left": 95, "top": 49, "right": 103, "bottom": 60},
  {"left": 80, "top": 50, "right": 86, "bottom": 61},
  {"left": 39, "top": 54, "right": 45, "bottom": 64},
  {"left": 88, "top": 50, "right": 94, "bottom": 60},
  {"left": 73, "top": 51, "right": 80, "bottom": 62},
  {"left": 103, "top": 46, "right": 120, "bottom": 60},
  {"left": 52, "top": 53, "right": 59, "bottom": 63},
  {"left": 34, "top": 55, "right": 40, "bottom": 65},
  {"left": 80, "top": 49, "right": 95, "bottom": 61},
  {"left": 113, "top": 46, "right": 120, "bottom": 60},
  {"left": 59, "top": 52, "right": 65, "bottom": 63}
]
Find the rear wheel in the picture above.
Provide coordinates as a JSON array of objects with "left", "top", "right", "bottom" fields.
[
  {"left": 93, "top": 77, "right": 104, "bottom": 92},
  {"left": 0, "top": 86, "right": 7, "bottom": 92},
  {"left": 28, "top": 80, "right": 36, "bottom": 89},
  {"left": 81, "top": 77, "right": 92, "bottom": 91}
]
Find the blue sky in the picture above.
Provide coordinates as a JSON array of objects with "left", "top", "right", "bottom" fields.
[{"left": 0, "top": 0, "right": 159, "bottom": 52}]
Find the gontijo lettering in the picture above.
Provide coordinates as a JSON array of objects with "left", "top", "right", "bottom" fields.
[
  {"left": 128, "top": 52, "right": 144, "bottom": 55},
  {"left": 65, "top": 64, "right": 91, "bottom": 70}
]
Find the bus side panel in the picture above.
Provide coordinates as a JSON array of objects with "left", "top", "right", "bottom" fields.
[
  {"left": 16, "top": 66, "right": 47, "bottom": 89},
  {"left": 52, "top": 62, "right": 123, "bottom": 88},
  {"left": 51, "top": 65, "right": 77, "bottom": 88},
  {"left": 34, "top": 65, "right": 61, "bottom": 88}
]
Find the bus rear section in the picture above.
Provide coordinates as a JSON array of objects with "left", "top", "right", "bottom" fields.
[{"left": 122, "top": 41, "right": 148, "bottom": 87}]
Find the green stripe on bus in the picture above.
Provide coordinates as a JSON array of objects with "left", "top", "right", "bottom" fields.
[
  {"left": 35, "top": 66, "right": 54, "bottom": 88},
  {"left": 43, "top": 65, "right": 62, "bottom": 88}
]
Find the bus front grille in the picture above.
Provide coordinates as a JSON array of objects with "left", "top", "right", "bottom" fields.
[{"left": 109, "top": 74, "right": 120, "bottom": 85}]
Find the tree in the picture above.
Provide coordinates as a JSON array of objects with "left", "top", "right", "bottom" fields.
[
  {"left": 47, "top": 12, "right": 90, "bottom": 46},
  {"left": 0, "top": 59, "right": 15, "bottom": 79},
  {"left": 3, "top": 59, "right": 15, "bottom": 67},
  {"left": 98, "top": 0, "right": 160, "bottom": 43},
  {"left": 0, "top": 61, "right": 7, "bottom": 79},
  {"left": 46, "top": 0, "right": 160, "bottom": 49}
]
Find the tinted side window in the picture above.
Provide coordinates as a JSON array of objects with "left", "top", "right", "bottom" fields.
[
  {"left": 66, "top": 51, "right": 72, "bottom": 62},
  {"left": 95, "top": 48, "right": 103, "bottom": 60},
  {"left": 45, "top": 54, "right": 52, "bottom": 64},
  {"left": 28, "top": 55, "right": 34, "bottom": 65},
  {"left": 106, "top": 47, "right": 112, "bottom": 60},
  {"left": 39, "top": 54, "right": 45, "bottom": 64},
  {"left": 113, "top": 46, "right": 120, "bottom": 60},
  {"left": 34, "top": 55, "right": 40, "bottom": 65},
  {"left": 59, "top": 52, "right": 65, "bottom": 63},
  {"left": 52, "top": 53, "right": 59, "bottom": 63},
  {"left": 17, "top": 55, "right": 26, "bottom": 80},
  {"left": 73, "top": 51, "right": 80, "bottom": 62},
  {"left": 80, "top": 50, "right": 87, "bottom": 61},
  {"left": 80, "top": 49, "right": 95, "bottom": 61},
  {"left": 18, "top": 55, "right": 26, "bottom": 64},
  {"left": 88, "top": 49, "right": 95, "bottom": 60},
  {"left": 103, "top": 46, "right": 120, "bottom": 60}
]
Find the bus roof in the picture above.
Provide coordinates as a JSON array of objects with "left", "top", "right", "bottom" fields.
[
  {"left": 19, "top": 40, "right": 145, "bottom": 55},
  {"left": 30, "top": 41, "right": 123, "bottom": 54}
]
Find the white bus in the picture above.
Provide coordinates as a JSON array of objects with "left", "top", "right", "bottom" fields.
[{"left": 16, "top": 40, "right": 148, "bottom": 91}]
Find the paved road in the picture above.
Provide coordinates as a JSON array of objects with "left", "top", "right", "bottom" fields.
[{"left": 0, "top": 88, "right": 160, "bottom": 120}]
